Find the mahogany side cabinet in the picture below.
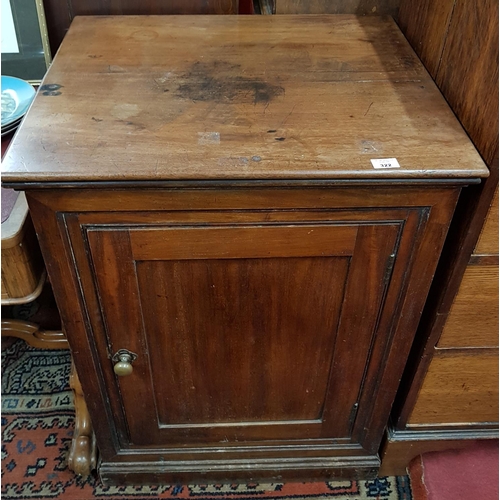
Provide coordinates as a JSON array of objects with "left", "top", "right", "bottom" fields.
[{"left": 2, "top": 15, "right": 488, "bottom": 484}]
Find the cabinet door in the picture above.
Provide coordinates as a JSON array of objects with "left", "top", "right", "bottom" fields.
[{"left": 85, "top": 217, "right": 400, "bottom": 447}]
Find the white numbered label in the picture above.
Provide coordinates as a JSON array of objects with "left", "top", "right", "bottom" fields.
[{"left": 370, "top": 158, "right": 401, "bottom": 169}]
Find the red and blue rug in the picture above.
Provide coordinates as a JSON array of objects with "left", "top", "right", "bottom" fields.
[{"left": 1, "top": 340, "right": 413, "bottom": 499}]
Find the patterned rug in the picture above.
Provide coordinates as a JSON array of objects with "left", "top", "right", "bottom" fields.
[{"left": 1, "top": 340, "right": 413, "bottom": 499}]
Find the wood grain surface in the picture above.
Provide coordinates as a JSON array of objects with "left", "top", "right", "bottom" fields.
[
  {"left": 397, "top": 0, "right": 456, "bottom": 78},
  {"left": 391, "top": 0, "right": 498, "bottom": 431},
  {"left": 1, "top": 190, "right": 44, "bottom": 300},
  {"left": 435, "top": 0, "right": 499, "bottom": 167},
  {"left": 1, "top": 193, "right": 29, "bottom": 246},
  {"left": 1, "top": 15, "right": 488, "bottom": 184},
  {"left": 130, "top": 225, "right": 358, "bottom": 260},
  {"left": 43, "top": 0, "right": 238, "bottom": 55},
  {"left": 137, "top": 256, "right": 350, "bottom": 425},
  {"left": 475, "top": 187, "right": 499, "bottom": 254},
  {"left": 437, "top": 265, "right": 499, "bottom": 348},
  {"left": 408, "top": 349, "right": 499, "bottom": 425},
  {"left": 1, "top": 216, "right": 44, "bottom": 300},
  {"left": 276, "top": 0, "right": 400, "bottom": 16}
]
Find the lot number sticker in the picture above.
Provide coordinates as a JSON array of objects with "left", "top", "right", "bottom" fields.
[{"left": 371, "top": 158, "right": 401, "bottom": 169}]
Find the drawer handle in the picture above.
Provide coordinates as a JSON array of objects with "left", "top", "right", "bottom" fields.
[{"left": 112, "top": 349, "right": 138, "bottom": 377}]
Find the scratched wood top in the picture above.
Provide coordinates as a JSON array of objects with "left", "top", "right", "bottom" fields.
[{"left": 1, "top": 15, "right": 489, "bottom": 183}]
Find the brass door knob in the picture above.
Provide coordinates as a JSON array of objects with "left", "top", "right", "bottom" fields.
[{"left": 112, "top": 349, "right": 137, "bottom": 377}]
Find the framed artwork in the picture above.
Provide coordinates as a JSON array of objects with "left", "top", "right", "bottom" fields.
[{"left": 1, "top": 0, "right": 51, "bottom": 83}]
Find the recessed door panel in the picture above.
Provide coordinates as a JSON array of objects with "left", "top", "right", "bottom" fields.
[{"left": 136, "top": 257, "right": 349, "bottom": 425}]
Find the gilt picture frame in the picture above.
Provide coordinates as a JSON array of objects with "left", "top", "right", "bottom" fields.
[{"left": 1, "top": 0, "right": 52, "bottom": 84}]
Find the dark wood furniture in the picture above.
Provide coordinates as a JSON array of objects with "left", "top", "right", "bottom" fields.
[
  {"left": 380, "top": 0, "right": 499, "bottom": 474},
  {"left": 275, "top": 0, "right": 400, "bottom": 16},
  {"left": 2, "top": 15, "right": 488, "bottom": 483},
  {"left": 41, "top": 0, "right": 251, "bottom": 55}
]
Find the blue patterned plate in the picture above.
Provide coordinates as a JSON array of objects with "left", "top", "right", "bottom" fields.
[{"left": 1, "top": 75, "right": 36, "bottom": 127}]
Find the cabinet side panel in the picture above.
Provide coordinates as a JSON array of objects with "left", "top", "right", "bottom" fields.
[{"left": 25, "top": 195, "right": 119, "bottom": 458}]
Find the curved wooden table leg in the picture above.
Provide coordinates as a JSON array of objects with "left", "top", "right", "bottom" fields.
[
  {"left": 68, "top": 361, "right": 97, "bottom": 476},
  {"left": 1, "top": 319, "right": 69, "bottom": 349},
  {"left": 2, "top": 318, "right": 97, "bottom": 475}
]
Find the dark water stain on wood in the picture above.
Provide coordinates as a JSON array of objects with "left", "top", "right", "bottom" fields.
[
  {"left": 175, "top": 61, "right": 284, "bottom": 105},
  {"left": 39, "top": 84, "right": 63, "bottom": 96}
]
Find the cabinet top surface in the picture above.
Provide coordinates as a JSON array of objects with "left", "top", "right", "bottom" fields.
[{"left": 1, "top": 15, "right": 488, "bottom": 184}]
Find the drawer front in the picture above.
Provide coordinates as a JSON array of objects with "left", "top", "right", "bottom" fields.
[
  {"left": 475, "top": 187, "right": 498, "bottom": 254},
  {"left": 408, "top": 349, "right": 499, "bottom": 425},
  {"left": 438, "top": 265, "right": 499, "bottom": 348}
]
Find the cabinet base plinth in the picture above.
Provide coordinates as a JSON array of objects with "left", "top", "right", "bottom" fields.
[{"left": 98, "top": 456, "right": 380, "bottom": 485}]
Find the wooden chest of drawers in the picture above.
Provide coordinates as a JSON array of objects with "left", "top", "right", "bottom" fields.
[{"left": 2, "top": 15, "right": 488, "bottom": 483}]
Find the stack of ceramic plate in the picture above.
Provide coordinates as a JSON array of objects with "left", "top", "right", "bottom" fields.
[{"left": 1, "top": 76, "right": 36, "bottom": 137}]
